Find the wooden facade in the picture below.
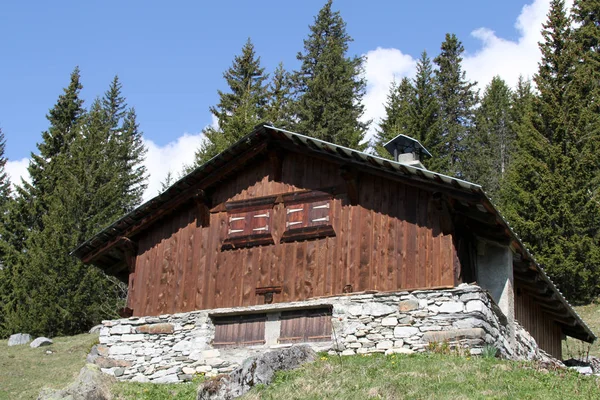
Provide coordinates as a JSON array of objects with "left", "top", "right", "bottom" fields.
[
  {"left": 74, "top": 125, "right": 595, "bottom": 358},
  {"left": 515, "top": 282, "right": 563, "bottom": 358},
  {"left": 128, "top": 153, "right": 459, "bottom": 316}
]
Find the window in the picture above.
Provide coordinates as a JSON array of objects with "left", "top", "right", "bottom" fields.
[
  {"left": 279, "top": 308, "right": 332, "bottom": 344},
  {"left": 212, "top": 314, "right": 267, "bottom": 348},
  {"left": 281, "top": 191, "right": 335, "bottom": 242},
  {"left": 222, "top": 196, "right": 276, "bottom": 250}
]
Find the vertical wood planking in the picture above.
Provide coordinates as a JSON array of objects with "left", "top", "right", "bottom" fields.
[{"left": 128, "top": 152, "right": 468, "bottom": 315}]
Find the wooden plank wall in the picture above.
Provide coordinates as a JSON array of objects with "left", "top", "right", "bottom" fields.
[
  {"left": 129, "top": 153, "right": 459, "bottom": 316},
  {"left": 514, "top": 282, "right": 563, "bottom": 359}
]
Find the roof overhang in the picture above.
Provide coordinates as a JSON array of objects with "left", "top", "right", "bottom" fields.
[{"left": 71, "top": 124, "right": 596, "bottom": 343}]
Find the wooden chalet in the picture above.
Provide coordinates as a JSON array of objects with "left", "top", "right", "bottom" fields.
[{"left": 72, "top": 124, "right": 595, "bottom": 358}]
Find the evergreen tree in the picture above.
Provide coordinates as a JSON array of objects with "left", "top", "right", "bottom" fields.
[
  {"left": 291, "top": 0, "right": 369, "bottom": 149},
  {"left": 19, "top": 67, "right": 85, "bottom": 231},
  {"left": 4, "top": 101, "right": 128, "bottom": 336},
  {"left": 500, "top": 1, "right": 600, "bottom": 303},
  {"left": 410, "top": 51, "right": 439, "bottom": 156},
  {"left": 195, "top": 38, "right": 269, "bottom": 165},
  {"left": 266, "top": 63, "right": 294, "bottom": 129},
  {"left": 373, "top": 78, "right": 414, "bottom": 158},
  {"left": 463, "top": 76, "right": 514, "bottom": 201},
  {"left": 0, "top": 128, "right": 13, "bottom": 336},
  {"left": 2, "top": 72, "right": 146, "bottom": 336},
  {"left": 0, "top": 129, "right": 11, "bottom": 205},
  {"left": 431, "top": 34, "right": 478, "bottom": 176},
  {"left": 160, "top": 171, "right": 174, "bottom": 193},
  {"left": 118, "top": 108, "right": 147, "bottom": 212},
  {"left": 101, "top": 77, "right": 148, "bottom": 213}
]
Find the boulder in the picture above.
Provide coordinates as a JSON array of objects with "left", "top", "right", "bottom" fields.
[
  {"left": 197, "top": 345, "right": 315, "bottom": 400},
  {"left": 37, "top": 363, "right": 116, "bottom": 400},
  {"left": 30, "top": 337, "right": 53, "bottom": 348},
  {"left": 8, "top": 333, "right": 32, "bottom": 346}
]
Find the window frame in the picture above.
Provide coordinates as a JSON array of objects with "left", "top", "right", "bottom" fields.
[
  {"left": 221, "top": 196, "right": 277, "bottom": 250},
  {"left": 281, "top": 190, "right": 336, "bottom": 243}
]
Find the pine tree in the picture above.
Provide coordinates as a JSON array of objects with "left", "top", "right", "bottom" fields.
[
  {"left": 431, "top": 34, "right": 478, "bottom": 176},
  {"left": 195, "top": 38, "right": 269, "bottom": 165},
  {"left": 463, "top": 76, "right": 514, "bottom": 201},
  {"left": 118, "top": 108, "right": 147, "bottom": 212},
  {"left": 2, "top": 73, "right": 146, "bottom": 336},
  {"left": 0, "top": 128, "right": 13, "bottom": 336},
  {"left": 4, "top": 100, "right": 128, "bottom": 336},
  {"left": 410, "top": 51, "right": 439, "bottom": 153},
  {"left": 101, "top": 77, "right": 147, "bottom": 213},
  {"left": 19, "top": 67, "right": 85, "bottom": 231},
  {"left": 266, "top": 63, "right": 294, "bottom": 129},
  {"left": 373, "top": 78, "right": 414, "bottom": 158},
  {"left": 291, "top": 0, "right": 369, "bottom": 149},
  {"left": 500, "top": 1, "right": 600, "bottom": 303}
]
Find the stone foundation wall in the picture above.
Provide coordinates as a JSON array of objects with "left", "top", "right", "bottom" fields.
[{"left": 92, "top": 284, "right": 549, "bottom": 383}]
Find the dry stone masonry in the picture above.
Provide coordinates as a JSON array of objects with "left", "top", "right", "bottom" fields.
[{"left": 93, "top": 284, "right": 552, "bottom": 383}]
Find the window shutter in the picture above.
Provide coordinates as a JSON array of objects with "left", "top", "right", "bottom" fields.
[
  {"left": 213, "top": 314, "right": 267, "bottom": 348},
  {"left": 282, "top": 195, "right": 335, "bottom": 243},
  {"left": 308, "top": 200, "right": 330, "bottom": 227},
  {"left": 279, "top": 308, "right": 332, "bottom": 344},
  {"left": 223, "top": 199, "right": 275, "bottom": 250}
]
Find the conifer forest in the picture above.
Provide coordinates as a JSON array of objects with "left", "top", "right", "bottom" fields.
[{"left": 1, "top": 0, "right": 600, "bottom": 337}]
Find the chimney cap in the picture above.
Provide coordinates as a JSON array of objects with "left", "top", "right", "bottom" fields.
[{"left": 383, "top": 134, "right": 432, "bottom": 159}]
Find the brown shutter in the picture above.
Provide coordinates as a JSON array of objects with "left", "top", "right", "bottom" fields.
[
  {"left": 282, "top": 199, "right": 335, "bottom": 242},
  {"left": 308, "top": 200, "right": 330, "bottom": 227},
  {"left": 279, "top": 308, "right": 332, "bottom": 344},
  {"left": 213, "top": 314, "right": 267, "bottom": 347},
  {"left": 223, "top": 208, "right": 274, "bottom": 250},
  {"left": 228, "top": 212, "right": 248, "bottom": 237},
  {"left": 285, "top": 203, "right": 306, "bottom": 231}
]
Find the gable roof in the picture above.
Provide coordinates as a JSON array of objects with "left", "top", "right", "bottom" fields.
[{"left": 72, "top": 123, "right": 595, "bottom": 343}]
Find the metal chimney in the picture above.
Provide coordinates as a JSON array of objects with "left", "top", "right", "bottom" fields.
[{"left": 383, "top": 134, "right": 432, "bottom": 169}]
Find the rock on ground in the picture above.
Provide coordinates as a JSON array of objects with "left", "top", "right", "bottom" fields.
[
  {"left": 8, "top": 333, "right": 32, "bottom": 346},
  {"left": 197, "top": 345, "right": 316, "bottom": 400},
  {"left": 31, "top": 337, "right": 53, "bottom": 348},
  {"left": 37, "top": 363, "right": 116, "bottom": 400}
]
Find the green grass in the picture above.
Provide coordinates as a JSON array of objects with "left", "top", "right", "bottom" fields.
[
  {"left": 112, "top": 380, "right": 200, "bottom": 400},
  {"left": 0, "top": 333, "right": 99, "bottom": 400},
  {"left": 3, "top": 303, "right": 600, "bottom": 400},
  {"left": 566, "top": 302, "right": 600, "bottom": 359},
  {"left": 242, "top": 353, "right": 600, "bottom": 400}
]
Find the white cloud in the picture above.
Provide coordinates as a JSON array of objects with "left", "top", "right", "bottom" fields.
[
  {"left": 6, "top": 158, "right": 30, "bottom": 189},
  {"left": 361, "top": 0, "right": 559, "bottom": 141},
  {"left": 4, "top": 133, "right": 206, "bottom": 203},
  {"left": 361, "top": 47, "right": 417, "bottom": 142},
  {"left": 462, "top": 0, "right": 552, "bottom": 91},
  {"left": 142, "top": 132, "right": 205, "bottom": 202}
]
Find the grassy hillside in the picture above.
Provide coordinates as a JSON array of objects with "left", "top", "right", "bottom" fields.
[
  {"left": 1, "top": 301, "right": 598, "bottom": 399},
  {"left": 241, "top": 353, "right": 599, "bottom": 400},
  {"left": 0, "top": 334, "right": 98, "bottom": 400},
  {"left": 567, "top": 303, "right": 600, "bottom": 359}
]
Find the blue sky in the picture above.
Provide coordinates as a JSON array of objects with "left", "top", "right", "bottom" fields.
[{"left": 0, "top": 0, "right": 554, "bottom": 199}]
